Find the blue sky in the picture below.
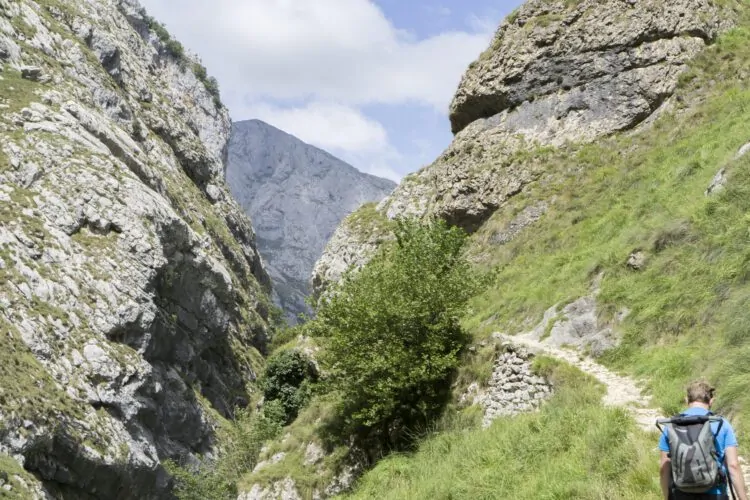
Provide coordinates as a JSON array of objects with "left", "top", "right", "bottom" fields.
[{"left": 138, "top": 0, "right": 524, "bottom": 181}]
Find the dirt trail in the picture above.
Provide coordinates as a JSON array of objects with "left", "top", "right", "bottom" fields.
[{"left": 502, "top": 332, "right": 750, "bottom": 489}]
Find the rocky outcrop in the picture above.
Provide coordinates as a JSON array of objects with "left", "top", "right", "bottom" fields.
[
  {"left": 0, "top": 0, "right": 270, "bottom": 497},
  {"left": 310, "top": 205, "right": 393, "bottom": 299},
  {"left": 489, "top": 201, "right": 548, "bottom": 246},
  {"left": 241, "top": 443, "right": 367, "bottom": 500},
  {"left": 524, "top": 296, "right": 624, "bottom": 357},
  {"left": 227, "top": 120, "right": 395, "bottom": 321},
  {"left": 450, "top": 0, "right": 732, "bottom": 136},
  {"left": 314, "top": 0, "right": 736, "bottom": 292},
  {"left": 241, "top": 478, "right": 301, "bottom": 500}
]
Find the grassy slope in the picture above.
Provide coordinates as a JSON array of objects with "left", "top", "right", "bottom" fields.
[
  {"left": 465, "top": 23, "right": 750, "bottom": 428},
  {"left": 343, "top": 7, "right": 750, "bottom": 499},
  {"left": 346, "top": 359, "right": 659, "bottom": 500}
]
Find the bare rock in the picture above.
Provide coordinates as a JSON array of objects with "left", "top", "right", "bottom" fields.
[
  {"left": 311, "top": 211, "right": 393, "bottom": 299},
  {"left": 706, "top": 168, "right": 727, "bottom": 196},
  {"left": 523, "top": 295, "right": 622, "bottom": 357},
  {"left": 228, "top": 120, "right": 394, "bottom": 321},
  {"left": 241, "top": 478, "right": 302, "bottom": 500},
  {"left": 627, "top": 250, "right": 647, "bottom": 270},
  {"left": 450, "top": 0, "right": 733, "bottom": 135},
  {"left": 20, "top": 65, "right": 43, "bottom": 81},
  {"left": 490, "top": 202, "right": 548, "bottom": 245},
  {"left": 304, "top": 442, "right": 325, "bottom": 466},
  {"left": 706, "top": 141, "right": 750, "bottom": 195}
]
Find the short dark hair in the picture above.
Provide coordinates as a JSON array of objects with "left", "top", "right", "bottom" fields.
[{"left": 687, "top": 380, "right": 715, "bottom": 404}]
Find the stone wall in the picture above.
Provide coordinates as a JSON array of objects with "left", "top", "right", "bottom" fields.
[{"left": 464, "top": 343, "right": 552, "bottom": 428}]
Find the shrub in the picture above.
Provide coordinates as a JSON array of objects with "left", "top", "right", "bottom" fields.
[
  {"left": 143, "top": 13, "right": 223, "bottom": 106},
  {"left": 261, "top": 350, "right": 316, "bottom": 424},
  {"left": 315, "top": 219, "right": 485, "bottom": 444},
  {"left": 164, "top": 39, "right": 185, "bottom": 59}
]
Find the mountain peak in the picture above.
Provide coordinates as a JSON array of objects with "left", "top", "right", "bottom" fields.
[{"left": 227, "top": 121, "right": 395, "bottom": 320}]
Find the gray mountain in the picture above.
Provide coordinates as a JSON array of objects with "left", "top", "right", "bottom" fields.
[{"left": 227, "top": 120, "right": 396, "bottom": 321}]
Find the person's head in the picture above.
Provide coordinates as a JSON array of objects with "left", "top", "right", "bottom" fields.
[{"left": 686, "top": 380, "right": 715, "bottom": 407}]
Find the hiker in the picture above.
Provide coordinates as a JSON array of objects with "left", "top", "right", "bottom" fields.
[{"left": 658, "top": 380, "right": 748, "bottom": 500}]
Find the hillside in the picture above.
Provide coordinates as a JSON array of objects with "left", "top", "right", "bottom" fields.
[
  {"left": 227, "top": 120, "right": 395, "bottom": 322},
  {"left": 297, "top": 0, "right": 750, "bottom": 498},
  {"left": 313, "top": 0, "right": 736, "bottom": 287},
  {"left": 0, "top": 0, "right": 271, "bottom": 497}
]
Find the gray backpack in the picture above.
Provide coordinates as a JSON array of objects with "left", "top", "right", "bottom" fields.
[{"left": 656, "top": 414, "right": 725, "bottom": 493}]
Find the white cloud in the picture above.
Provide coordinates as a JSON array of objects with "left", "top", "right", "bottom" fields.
[
  {"left": 241, "top": 101, "right": 402, "bottom": 181},
  {"left": 137, "top": 0, "right": 497, "bottom": 178},
  {"left": 138, "top": 0, "right": 492, "bottom": 112},
  {"left": 425, "top": 5, "right": 452, "bottom": 17},
  {"left": 249, "top": 102, "right": 388, "bottom": 154}
]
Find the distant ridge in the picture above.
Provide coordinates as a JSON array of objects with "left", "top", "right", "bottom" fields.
[{"left": 227, "top": 119, "right": 396, "bottom": 321}]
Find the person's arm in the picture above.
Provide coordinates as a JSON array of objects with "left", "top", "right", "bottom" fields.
[
  {"left": 725, "top": 446, "right": 748, "bottom": 500},
  {"left": 660, "top": 451, "right": 671, "bottom": 500}
]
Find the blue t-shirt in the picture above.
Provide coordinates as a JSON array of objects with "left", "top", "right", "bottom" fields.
[{"left": 659, "top": 407, "right": 738, "bottom": 495}]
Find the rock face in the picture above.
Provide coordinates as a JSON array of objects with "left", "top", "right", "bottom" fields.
[
  {"left": 449, "top": 0, "right": 731, "bottom": 137},
  {"left": 310, "top": 205, "right": 393, "bottom": 299},
  {"left": 0, "top": 0, "right": 270, "bottom": 497},
  {"left": 524, "top": 296, "right": 623, "bottom": 357},
  {"left": 227, "top": 120, "right": 394, "bottom": 321},
  {"left": 313, "top": 0, "right": 735, "bottom": 291}
]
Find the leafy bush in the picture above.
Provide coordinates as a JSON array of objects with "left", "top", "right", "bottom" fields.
[
  {"left": 164, "top": 39, "right": 185, "bottom": 59},
  {"left": 191, "top": 63, "right": 222, "bottom": 106},
  {"left": 261, "top": 350, "right": 316, "bottom": 424},
  {"left": 314, "top": 219, "right": 485, "bottom": 443},
  {"left": 204, "top": 76, "right": 220, "bottom": 99}
]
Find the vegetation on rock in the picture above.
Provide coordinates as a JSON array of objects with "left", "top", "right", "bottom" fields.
[
  {"left": 340, "top": 9, "right": 750, "bottom": 498},
  {"left": 138, "top": 6, "right": 223, "bottom": 107},
  {"left": 167, "top": 404, "right": 285, "bottom": 500}
]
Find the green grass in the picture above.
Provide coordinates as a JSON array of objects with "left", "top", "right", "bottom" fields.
[
  {"left": 343, "top": 358, "right": 660, "bottom": 500},
  {"left": 238, "top": 397, "right": 352, "bottom": 497},
  {"left": 0, "top": 68, "right": 45, "bottom": 114},
  {"left": 461, "top": 23, "right": 750, "bottom": 436},
  {"left": 246, "top": 21, "right": 750, "bottom": 497},
  {"left": 0, "top": 318, "right": 83, "bottom": 420},
  {"left": 0, "top": 453, "right": 40, "bottom": 499},
  {"left": 344, "top": 202, "right": 394, "bottom": 240}
]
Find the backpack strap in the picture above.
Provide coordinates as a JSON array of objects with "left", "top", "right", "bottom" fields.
[{"left": 656, "top": 413, "right": 723, "bottom": 435}]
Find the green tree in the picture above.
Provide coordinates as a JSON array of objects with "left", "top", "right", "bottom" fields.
[{"left": 315, "top": 219, "right": 484, "bottom": 443}]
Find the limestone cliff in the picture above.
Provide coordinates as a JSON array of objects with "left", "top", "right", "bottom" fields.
[
  {"left": 0, "top": 0, "right": 271, "bottom": 497},
  {"left": 313, "top": 0, "right": 737, "bottom": 292},
  {"left": 227, "top": 120, "right": 395, "bottom": 322}
]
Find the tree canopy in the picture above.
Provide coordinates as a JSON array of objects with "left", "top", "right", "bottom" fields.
[{"left": 314, "top": 219, "right": 484, "bottom": 441}]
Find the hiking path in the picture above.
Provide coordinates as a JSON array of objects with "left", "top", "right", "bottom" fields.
[{"left": 501, "top": 332, "right": 750, "bottom": 488}]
